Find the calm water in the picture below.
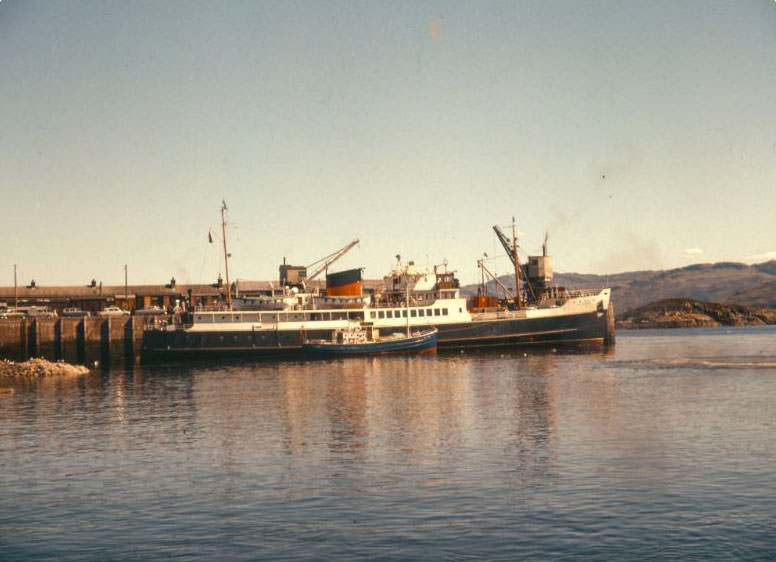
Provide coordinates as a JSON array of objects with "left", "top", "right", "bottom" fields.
[{"left": 1, "top": 326, "right": 775, "bottom": 561}]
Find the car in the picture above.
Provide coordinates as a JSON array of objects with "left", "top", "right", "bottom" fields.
[
  {"left": 63, "top": 308, "right": 90, "bottom": 317},
  {"left": 0, "top": 310, "right": 24, "bottom": 320},
  {"left": 99, "top": 306, "right": 130, "bottom": 317},
  {"left": 24, "top": 307, "right": 58, "bottom": 319}
]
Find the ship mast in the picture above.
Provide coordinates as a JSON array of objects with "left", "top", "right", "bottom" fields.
[
  {"left": 405, "top": 273, "right": 411, "bottom": 337},
  {"left": 221, "top": 200, "right": 232, "bottom": 310},
  {"left": 511, "top": 217, "right": 521, "bottom": 310}
]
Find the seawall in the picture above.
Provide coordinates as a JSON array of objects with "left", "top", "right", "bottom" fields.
[{"left": 0, "top": 317, "right": 148, "bottom": 365}]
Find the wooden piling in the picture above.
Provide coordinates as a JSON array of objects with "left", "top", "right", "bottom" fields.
[
  {"left": 55, "top": 318, "right": 63, "bottom": 360},
  {"left": 124, "top": 316, "right": 136, "bottom": 362},
  {"left": 34, "top": 320, "right": 39, "bottom": 357},
  {"left": 76, "top": 318, "right": 86, "bottom": 364},
  {"left": 20, "top": 320, "right": 29, "bottom": 358},
  {"left": 101, "top": 317, "right": 111, "bottom": 365},
  {"left": 604, "top": 305, "right": 616, "bottom": 346}
]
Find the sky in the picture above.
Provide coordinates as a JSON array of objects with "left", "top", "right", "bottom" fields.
[{"left": 2, "top": 0, "right": 776, "bottom": 287}]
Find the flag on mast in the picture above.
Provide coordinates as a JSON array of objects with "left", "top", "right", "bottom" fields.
[{"left": 208, "top": 228, "right": 214, "bottom": 243}]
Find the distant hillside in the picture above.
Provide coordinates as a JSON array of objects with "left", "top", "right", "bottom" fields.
[
  {"left": 461, "top": 260, "right": 776, "bottom": 313},
  {"left": 617, "top": 298, "right": 776, "bottom": 329}
]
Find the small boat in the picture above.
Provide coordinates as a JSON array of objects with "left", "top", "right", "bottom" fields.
[{"left": 302, "top": 323, "right": 437, "bottom": 356}]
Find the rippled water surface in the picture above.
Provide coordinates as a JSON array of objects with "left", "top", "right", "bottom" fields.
[{"left": 2, "top": 326, "right": 776, "bottom": 560}]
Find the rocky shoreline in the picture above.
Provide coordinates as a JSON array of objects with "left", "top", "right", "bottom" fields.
[
  {"left": 617, "top": 298, "right": 776, "bottom": 330},
  {"left": 0, "top": 358, "right": 90, "bottom": 378}
]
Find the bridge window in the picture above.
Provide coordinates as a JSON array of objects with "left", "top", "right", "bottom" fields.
[
  {"left": 443, "top": 309, "right": 448, "bottom": 316},
  {"left": 411, "top": 310, "right": 417, "bottom": 317},
  {"left": 434, "top": 309, "right": 440, "bottom": 316},
  {"left": 378, "top": 311, "right": 385, "bottom": 319}
]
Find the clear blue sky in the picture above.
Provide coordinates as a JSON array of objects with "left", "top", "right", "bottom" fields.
[{"left": 2, "top": 0, "right": 775, "bottom": 286}]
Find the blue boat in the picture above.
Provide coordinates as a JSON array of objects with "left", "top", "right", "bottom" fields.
[{"left": 302, "top": 324, "right": 437, "bottom": 356}]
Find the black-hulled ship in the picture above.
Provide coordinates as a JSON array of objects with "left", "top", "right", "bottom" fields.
[{"left": 141, "top": 217, "right": 615, "bottom": 361}]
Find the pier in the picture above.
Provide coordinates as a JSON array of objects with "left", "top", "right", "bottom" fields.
[{"left": 0, "top": 317, "right": 147, "bottom": 365}]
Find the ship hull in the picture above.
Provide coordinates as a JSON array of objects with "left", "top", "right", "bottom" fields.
[
  {"left": 437, "top": 309, "right": 610, "bottom": 349},
  {"left": 141, "top": 308, "right": 611, "bottom": 362}
]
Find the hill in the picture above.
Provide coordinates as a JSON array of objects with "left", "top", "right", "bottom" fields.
[
  {"left": 616, "top": 298, "right": 776, "bottom": 329},
  {"left": 461, "top": 260, "right": 776, "bottom": 313}
]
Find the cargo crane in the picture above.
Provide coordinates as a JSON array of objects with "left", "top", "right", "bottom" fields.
[
  {"left": 492, "top": 219, "right": 535, "bottom": 309},
  {"left": 477, "top": 258, "right": 515, "bottom": 301},
  {"left": 306, "top": 239, "right": 360, "bottom": 282}
]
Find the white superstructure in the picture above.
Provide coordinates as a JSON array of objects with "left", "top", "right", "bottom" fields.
[{"left": 183, "top": 259, "right": 611, "bottom": 337}]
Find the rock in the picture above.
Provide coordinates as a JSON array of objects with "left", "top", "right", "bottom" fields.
[{"left": 0, "top": 358, "right": 90, "bottom": 377}]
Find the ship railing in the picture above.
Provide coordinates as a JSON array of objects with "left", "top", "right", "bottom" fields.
[
  {"left": 563, "top": 288, "right": 605, "bottom": 298},
  {"left": 471, "top": 309, "right": 528, "bottom": 320},
  {"left": 194, "top": 305, "right": 232, "bottom": 312}
]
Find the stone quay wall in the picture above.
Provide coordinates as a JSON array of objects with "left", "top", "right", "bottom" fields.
[{"left": 0, "top": 317, "right": 149, "bottom": 365}]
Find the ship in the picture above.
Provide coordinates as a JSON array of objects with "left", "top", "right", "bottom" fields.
[
  {"left": 302, "top": 325, "right": 437, "bottom": 357},
  {"left": 140, "top": 208, "right": 615, "bottom": 361}
]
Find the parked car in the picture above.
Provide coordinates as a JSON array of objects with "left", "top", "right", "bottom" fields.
[
  {"left": 99, "top": 306, "right": 130, "bottom": 317},
  {"left": 0, "top": 310, "right": 25, "bottom": 320},
  {"left": 63, "top": 307, "right": 90, "bottom": 317},
  {"left": 24, "top": 307, "right": 58, "bottom": 319}
]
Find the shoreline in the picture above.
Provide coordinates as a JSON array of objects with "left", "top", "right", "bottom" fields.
[
  {"left": 616, "top": 298, "right": 776, "bottom": 330},
  {"left": 0, "top": 358, "right": 90, "bottom": 378}
]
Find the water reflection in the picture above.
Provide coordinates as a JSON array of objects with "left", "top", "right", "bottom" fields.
[
  {"left": 0, "top": 350, "right": 615, "bottom": 490},
  {"left": 4, "top": 330, "right": 776, "bottom": 560},
  {"left": 142, "top": 353, "right": 567, "bottom": 493}
]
